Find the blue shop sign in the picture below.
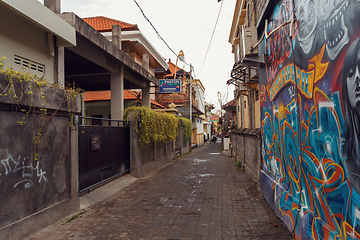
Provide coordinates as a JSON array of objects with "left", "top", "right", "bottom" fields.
[{"left": 159, "top": 79, "right": 181, "bottom": 93}]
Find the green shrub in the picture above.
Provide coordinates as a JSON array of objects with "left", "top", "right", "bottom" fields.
[{"left": 124, "top": 107, "right": 192, "bottom": 148}]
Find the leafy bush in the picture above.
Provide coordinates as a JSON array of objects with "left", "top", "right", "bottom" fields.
[{"left": 124, "top": 107, "right": 192, "bottom": 148}]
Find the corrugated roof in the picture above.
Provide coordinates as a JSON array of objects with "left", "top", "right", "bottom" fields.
[
  {"left": 83, "top": 16, "right": 139, "bottom": 32},
  {"left": 84, "top": 90, "right": 165, "bottom": 109}
]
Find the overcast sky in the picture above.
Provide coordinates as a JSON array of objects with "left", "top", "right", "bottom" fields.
[{"left": 44, "top": 0, "right": 236, "bottom": 112}]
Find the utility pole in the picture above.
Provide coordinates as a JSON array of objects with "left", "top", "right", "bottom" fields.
[{"left": 189, "top": 64, "right": 193, "bottom": 122}]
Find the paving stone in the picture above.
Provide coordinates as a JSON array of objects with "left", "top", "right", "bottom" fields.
[{"left": 25, "top": 142, "right": 292, "bottom": 240}]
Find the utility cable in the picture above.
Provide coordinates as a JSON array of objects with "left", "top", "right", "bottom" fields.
[
  {"left": 133, "top": 0, "right": 192, "bottom": 70},
  {"left": 198, "top": 0, "right": 224, "bottom": 77}
]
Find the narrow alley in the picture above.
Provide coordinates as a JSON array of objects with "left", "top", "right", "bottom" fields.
[{"left": 26, "top": 142, "right": 292, "bottom": 240}]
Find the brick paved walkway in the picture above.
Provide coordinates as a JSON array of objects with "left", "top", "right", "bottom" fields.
[{"left": 26, "top": 142, "right": 292, "bottom": 240}]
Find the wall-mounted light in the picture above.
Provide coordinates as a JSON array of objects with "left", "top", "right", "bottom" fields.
[{"left": 73, "top": 115, "right": 79, "bottom": 125}]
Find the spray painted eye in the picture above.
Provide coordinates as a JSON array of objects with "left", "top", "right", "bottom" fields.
[{"left": 348, "top": 69, "right": 354, "bottom": 79}]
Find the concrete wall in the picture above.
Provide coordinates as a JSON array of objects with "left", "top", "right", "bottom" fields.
[
  {"left": 0, "top": 74, "right": 81, "bottom": 239},
  {"left": 259, "top": 0, "right": 360, "bottom": 239},
  {"left": 0, "top": 5, "right": 55, "bottom": 82},
  {"left": 255, "top": 0, "right": 267, "bottom": 25},
  {"left": 129, "top": 112, "right": 191, "bottom": 178},
  {"left": 230, "top": 129, "right": 261, "bottom": 183},
  {"left": 86, "top": 102, "right": 111, "bottom": 119}
]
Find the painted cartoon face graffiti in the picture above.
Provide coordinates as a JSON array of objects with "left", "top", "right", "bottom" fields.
[
  {"left": 296, "top": 0, "right": 318, "bottom": 55},
  {"left": 260, "top": 0, "right": 360, "bottom": 239},
  {"left": 319, "top": 0, "right": 350, "bottom": 60}
]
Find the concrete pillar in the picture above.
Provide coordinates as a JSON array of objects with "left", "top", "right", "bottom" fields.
[
  {"left": 142, "top": 54, "right": 149, "bottom": 71},
  {"left": 142, "top": 85, "right": 151, "bottom": 108},
  {"left": 50, "top": 34, "right": 65, "bottom": 88},
  {"left": 112, "top": 25, "right": 122, "bottom": 50},
  {"left": 44, "top": 0, "right": 61, "bottom": 13},
  {"left": 150, "top": 83, "right": 155, "bottom": 100},
  {"left": 142, "top": 54, "right": 151, "bottom": 108},
  {"left": 57, "top": 47, "right": 65, "bottom": 88},
  {"left": 111, "top": 65, "right": 124, "bottom": 124}
]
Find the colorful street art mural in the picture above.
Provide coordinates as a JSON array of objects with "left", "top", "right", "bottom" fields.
[{"left": 260, "top": 0, "right": 360, "bottom": 239}]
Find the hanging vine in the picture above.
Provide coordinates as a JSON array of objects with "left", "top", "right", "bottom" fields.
[
  {"left": 178, "top": 117, "right": 192, "bottom": 140},
  {"left": 0, "top": 57, "right": 79, "bottom": 161},
  {"left": 124, "top": 106, "right": 192, "bottom": 148}
]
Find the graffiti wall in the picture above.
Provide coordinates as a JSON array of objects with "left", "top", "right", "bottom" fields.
[
  {"left": 260, "top": 0, "right": 360, "bottom": 239},
  {"left": 0, "top": 75, "right": 81, "bottom": 239}
]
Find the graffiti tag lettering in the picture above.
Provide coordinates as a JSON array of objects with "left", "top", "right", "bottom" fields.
[{"left": 0, "top": 154, "right": 47, "bottom": 189}]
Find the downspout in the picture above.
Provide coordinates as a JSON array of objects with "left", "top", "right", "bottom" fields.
[
  {"left": 250, "top": 89, "right": 255, "bottom": 128},
  {"left": 240, "top": 94, "right": 244, "bottom": 128}
]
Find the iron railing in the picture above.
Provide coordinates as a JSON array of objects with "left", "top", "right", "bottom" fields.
[
  {"left": 79, "top": 162, "right": 130, "bottom": 194},
  {"left": 76, "top": 115, "right": 128, "bottom": 127}
]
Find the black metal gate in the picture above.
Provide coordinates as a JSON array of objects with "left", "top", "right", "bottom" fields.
[{"left": 78, "top": 117, "right": 130, "bottom": 193}]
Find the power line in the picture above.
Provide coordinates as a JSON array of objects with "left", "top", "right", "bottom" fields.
[
  {"left": 198, "top": 0, "right": 224, "bottom": 77},
  {"left": 133, "top": 0, "right": 193, "bottom": 72}
]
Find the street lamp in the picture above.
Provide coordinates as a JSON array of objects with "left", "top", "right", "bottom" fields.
[
  {"left": 173, "top": 51, "right": 194, "bottom": 124},
  {"left": 189, "top": 64, "right": 193, "bottom": 122},
  {"left": 217, "top": 91, "right": 223, "bottom": 117},
  {"left": 174, "top": 50, "right": 185, "bottom": 79}
]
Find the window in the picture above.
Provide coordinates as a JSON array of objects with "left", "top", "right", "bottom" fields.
[
  {"left": 255, "top": 90, "right": 259, "bottom": 101},
  {"left": 244, "top": 100, "right": 247, "bottom": 108}
]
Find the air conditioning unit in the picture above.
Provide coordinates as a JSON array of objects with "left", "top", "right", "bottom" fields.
[{"left": 240, "top": 27, "right": 258, "bottom": 58}]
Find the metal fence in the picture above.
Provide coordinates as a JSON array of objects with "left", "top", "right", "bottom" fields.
[{"left": 78, "top": 116, "right": 130, "bottom": 193}]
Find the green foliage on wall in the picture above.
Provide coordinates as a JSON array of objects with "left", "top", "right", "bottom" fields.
[
  {"left": 0, "top": 57, "right": 78, "bottom": 160},
  {"left": 124, "top": 107, "right": 192, "bottom": 148},
  {"left": 178, "top": 117, "right": 192, "bottom": 140}
]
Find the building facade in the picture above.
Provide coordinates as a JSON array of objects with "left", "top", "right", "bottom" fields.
[
  {"left": 255, "top": 0, "right": 360, "bottom": 239},
  {"left": 155, "top": 60, "right": 206, "bottom": 146},
  {"left": 228, "top": 0, "right": 261, "bottom": 129},
  {"left": 0, "top": 0, "right": 76, "bottom": 86}
]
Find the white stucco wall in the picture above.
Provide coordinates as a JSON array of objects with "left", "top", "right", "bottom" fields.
[
  {"left": 0, "top": 0, "right": 75, "bottom": 84},
  {"left": 0, "top": 6, "right": 55, "bottom": 82},
  {"left": 195, "top": 118, "right": 204, "bottom": 134}
]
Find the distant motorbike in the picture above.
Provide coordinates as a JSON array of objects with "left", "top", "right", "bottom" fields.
[{"left": 210, "top": 136, "right": 217, "bottom": 143}]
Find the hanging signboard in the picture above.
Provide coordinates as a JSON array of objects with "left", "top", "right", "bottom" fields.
[
  {"left": 159, "top": 79, "right": 181, "bottom": 93},
  {"left": 91, "top": 134, "right": 101, "bottom": 151},
  {"left": 210, "top": 115, "right": 219, "bottom": 122}
]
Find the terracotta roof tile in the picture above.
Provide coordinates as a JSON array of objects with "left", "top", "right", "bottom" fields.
[
  {"left": 165, "top": 61, "right": 188, "bottom": 78},
  {"left": 223, "top": 99, "right": 236, "bottom": 108},
  {"left": 84, "top": 90, "right": 165, "bottom": 109},
  {"left": 84, "top": 90, "right": 111, "bottom": 101},
  {"left": 83, "top": 16, "right": 139, "bottom": 32}
]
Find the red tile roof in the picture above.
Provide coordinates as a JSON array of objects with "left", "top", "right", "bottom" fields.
[
  {"left": 223, "top": 99, "right": 236, "bottom": 108},
  {"left": 165, "top": 61, "right": 188, "bottom": 78},
  {"left": 84, "top": 90, "right": 165, "bottom": 109},
  {"left": 83, "top": 16, "right": 139, "bottom": 32}
]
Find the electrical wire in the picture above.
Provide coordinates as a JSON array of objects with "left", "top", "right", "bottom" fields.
[
  {"left": 198, "top": 0, "right": 225, "bottom": 77},
  {"left": 133, "top": 0, "right": 192, "bottom": 70}
]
